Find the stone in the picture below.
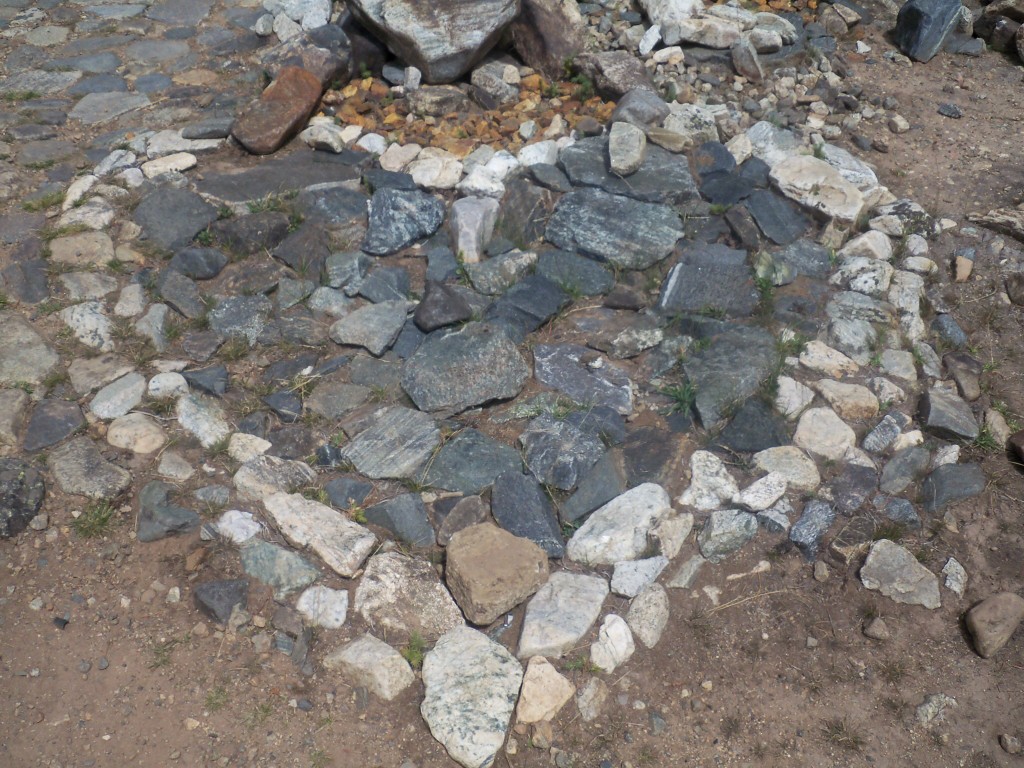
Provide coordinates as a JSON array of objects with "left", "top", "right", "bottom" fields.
[
  {"left": 518, "top": 571, "right": 608, "bottom": 658},
  {"left": 545, "top": 188, "right": 683, "bottom": 270},
  {"left": 48, "top": 437, "right": 131, "bottom": 500},
  {"left": 920, "top": 463, "right": 986, "bottom": 514},
  {"left": 446, "top": 523, "right": 549, "bottom": 626},
  {"left": 775, "top": 376, "right": 815, "bottom": 421},
  {"left": 0, "top": 459, "right": 46, "bottom": 539},
  {"left": 510, "top": 0, "right": 584, "bottom": 76},
  {"left": 240, "top": 539, "right": 318, "bottom": 599},
  {"left": 134, "top": 187, "right": 218, "bottom": 252},
  {"left": 895, "top": 0, "right": 964, "bottom": 62},
  {"left": 365, "top": 494, "right": 434, "bottom": 547},
  {"left": 610, "top": 89, "right": 672, "bottom": 129},
  {"left": 860, "top": 539, "right": 940, "bottom": 609},
  {"left": 744, "top": 190, "right": 811, "bottom": 246},
  {"left": 58, "top": 302, "right": 113, "bottom": 352},
  {"left": 69, "top": 91, "right": 150, "bottom": 125},
  {"left": 212, "top": 510, "right": 262, "bottom": 544},
  {"left": 559, "top": 452, "right": 628, "bottom": 525},
  {"left": 919, "top": 386, "right": 978, "bottom": 441},
  {"left": 233, "top": 455, "right": 316, "bottom": 501},
  {"left": 232, "top": 67, "right": 323, "bottom": 155},
  {"left": 137, "top": 481, "right": 200, "bottom": 543},
  {"left": 656, "top": 243, "right": 758, "bottom": 318},
  {"left": 175, "top": 393, "right": 231, "bottom": 449},
  {"left": 262, "top": 491, "right": 376, "bottom": 577},
  {"left": 420, "top": 428, "right": 521, "bottom": 494},
  {"left": 89, "top": 372, "right": 146, "bottom": 421},
  {"left": 941, "top": 558, "right": 967, "bottom": 598},
  {"left": 329, "top": 300, "right": 412, "bottom": 356},
  {"left": 22, "top": 400, "right": 85, "bottom": 452},
  {"left": 879, "top": 446, "right": 930, "bottom": 495},
  {"left": 567, "top": 483, "right": 673, "bottom": 565},
  {"left": 753, "top": 446, "right": 820, "bottom": 491},
  {"left": 731, "top": 37, "right": 764, "bottom": 82},
  {"left": 323, "top": 633, "right": 414, "bottom": 700},
  {"left": 800, "top": 340, "right": 859, "bottom": 378},
  {"left": 611, "top": 556, "right": 669, "bottom": 598},
  {"left": 193, "top": 580, "right": 248, "bottom": 624},
  {"left": 516, "top": 656, "right": 575, "bottom": 725},
  {"left": 519, "top": 414, "right": 604, "bottom": 492},
  {"left": 339, "top": 406, "right": 439, "bottom": 479},
  {"left": 0, "top": 390, "right": 28, "bottom": 446},
  {"left": 487, "top": 471, "right": 563, "bottom": 557},
  {"left": 770, "top": 156, "right": 865, "bottom": 225},
  {"left": 59, "top": 272, "right": 118, "bottom": 301},
  {"left": 608, "top": 122, "right": 646, "bottom": 176},
  {"left": 793, "top": 407, "right": 857, "bottom": 462},
  {"left": 590, "top": 614, "right": 635, "bottom": 673},
  {"left": 697, "top": 509, "right": 759, "bottom": 563},
  {"left": 354, "top": 552, "right": 464, "bottom": 641},
  {"left": 626, "top": 583, "right": 670, "bottom": 649},
  {"left": 362, "top": 188, "right": 445, "bottom": 256},
  {"left": 670, "top": 16, "right": 741, "bottom": 47},
  {"left": 733, "top": 473, "right": 787, "bottom": 512},
  {"left": 107, "top": 413, "right": 166, "bottom": 454},
  {"left": 966, "top": 593, "right": 1024, "bottom": 658},
  {"left": 533, "top": 344, "right": 633, "bottom": 416},
  {"left": 678, "top": 451, "right": 739, "bottom": 511},
  {"left": 295, "top": 586, "right": 349, "bottom": 629},
  {"left": 421, "top": 627, "right": 523, "bottom": 768},
  {"left": 48, "top": 232, "right": 114, "bottom": 268},
  {"left": 141, "top": 152, "right": 197, "bottom": 179},
  {"left": 789, "top": 501, "right": 836, "bottom": 560},
  {"left": 574, "top": 51, "right": 656, "bottom": 100}
]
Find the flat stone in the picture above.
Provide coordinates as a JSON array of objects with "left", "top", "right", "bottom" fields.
[
  {"left": 536, "top": 249, "right": 614, "bottom": 296},
  {"left": 240, "top": 538, "right": 318, "bottom": 599},
  {"left": 69, "top": 91, "right": 149, "bottom": 124},
  {"left": 193, "top": 579, "right": 248, "bottom": 624},
  {"left": 134, "top": 187, "right": 218, "bottom": 252},
  {"left": 745, "top": 189, "right": 810, "bottom": 245},
  {"left": 362, "top": 188, "right": 445, "bottom": 256},
  {"left": 590, "top": 613, "right": 635, "bottom": 674},
  {"left": 0, "top": 312, "right": 59, "bottom": 388},
  {"left": 137, "top": 481, "right": 199, "bottom": 543},
  {"left": 895, "top": 0, "right": 964, "bottom": 61},
  {"left": 0, "top": 459, "right": 46, "bottom": 538},
  {"left": 718, "top": 398, "right": 790, "bottom": 450},
  {"left": 656, "top": 243, "right": 758, "bottom": 318},
  {"left": 354, "top": 551, "right": 464, "bottom": 641},
  {"left": 860, "top": 539, "right": 940, "bottom": 609},
  {"left": 212, "top": 509, "right": 262, "bottom": 544},
  {"left": 176, "top": 393, "right": 231, "bottom": 449},
  {"left": 490, "top": 471, "right": 565, "bottom": 558},
  {"left": 49, "top": 232, "right": 114, "bottom": 267},
  {"left": 420, "top": 627, "right": 523, "bottom": 768},
  {"left": 966, "top": 592, "right": 1024, "bottom": 658},
  {"left": 611, "top": 556, "right": 669, "bottom": 598},
  {"left": 770, "top": 155, "right": 865, "bottom": 224},
  {"left": 626, "top": 583, "right": 670, "bottom": 649},
  {"left": 682, "top": 325, "right": 776, "bottom": 427},
  {"left": 879, "top": 446, "right": 930, "bottom": 495},
  {"left": 519, "top": 413, "right": 604, "bottom": 492},
  {"left": 919, "top": 386, "right": 978, "bottom": 440},
  {"left": 233, "top": 455, "right": 316, "bottom": 501},
  {"left": 753, "top": 446, "right": 820, "bottom": 492},
  {"left": 0, "top": 390, "right": 29, "bottom": 446},
  {"left": 90, "top": 372, "right": 146, "bottom": 420},
  {"left": 559, "top": 451, "right": 629, "bottom": 525},
  {"left": 518, "top": 571, "right": 608, "bottom": 658},
  {"left": 339, "top": 406, "right": 439, "bottom": 479},
  {"left": 208, "top": 295, "right": 273, "bottom": 346},
  {"left": 533, "top": 343, "right": 633, "bottom": 416},
  {"left": 789, "top": 500, "right": 836, "bottom": 559},
  {"left": 920, "top": 463, "right": 986, "bottom": 514},
  {"left": 794, "top": 407, "right": 856, "bottom": 461},
  {"left": 232, "top": 67, "right": 322, "bottom": 155},
  {"left": 516, "top": 655, "right": 575, "bottom": 725},
  {"left": 329, "top": 300, "right": 412, "bottom": 356},
  {"left": 567, "top": 483, "right": 673, "bottom": 565},
  {"left": 323, "top": 633, "right": 414, "bottom": 700},
  {"left": 264, "top": 492, "right": 377, "bottom": 577},
  {"left": 22, "top": 400, "right": 85, "bottom": 452},
  {"left": 48, "top": 437, "right": 131, "bottom": 500},
  {"left": 733, "top": 472, "right": 787, "bottom": 512},
  {"left": 365, "top": 493, "right": 434, "bottom": 548},
  {"left": 678, "top": 450, "right": 739, "bottom": 511},
  {"left": 697, "top": 509, "right": 758, "bottom": 562},
  {"left": 420, "top": 428, "right": 521, "bottom": 494}
]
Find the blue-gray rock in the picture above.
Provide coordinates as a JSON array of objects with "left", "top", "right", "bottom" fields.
[
  {"left": 789, "top": 500, "right": 836, "bottom": 559},
  {"left": 183, "top": 365, "right": 228, "bottom": 396},
  {"left": 263, "top": 391, "right": 302, "bottom": 422},
  {"left": 895, "top": 0, "right": 964, "bottom": 62},
  {"left": 496, "top": 176, "right": 558, "bottom": 247},
  {"left": 699, "top": 172, "right": 754, "bottom": 206},
  {"left": 194, "top": 484, "right": 231, "bottom": 507},
  {"left": 545, "top": 187, "right": 683, "bottom": 270},
  {"left": 879, "top": 446, "right": 931, "bottom": 494},
  {"left": 533, "top": 343, "right": 633, "bottom": 416},
  {"left": 559, "top": 451, "right": 628, "bottom": 525},
  {"left": 831, "top": 464, "right": 878, "bottom": 515},
  {"left": 862, "top": 413, "right": 903, "bottom": 453},
  {"left": 0, "top": 459, "right": 45, "bottom": 538},
  {"left": 414, "top": 280, "right": 473, "bottom": 332},
  {"left": 208, "top": 295, "right": 273, "bottom": 345},
  {"left": 921, "top": 463, "right": 986, "bottom": 514},
  {"left": 767, "top": 239, "right": 833, "bottom": 284},
  {"left": 420, "top": 428, "right": 522, "bottom": 494},
  {"left": 325, "top": 250, "right": 372, "bottom": 290},
  {"left": 182, "top": 117, "right": 234, "bottom": 140},
  {"left": 528, "top": 163, "right": 573, "bottom": 193},
  {"left": 137, "top": 481, "right": 200, "bottom": 542},
  {"left": 22, "top": 399, "right": 85, "bottom": 452},
  {"left": 240, "top": 539, "right": 318, "bottom": 599},
  {"left": 134, "top": 187, "right": 218, "bottom": 252},
  {"left": 491, "top": 471, "right": 565, "bottom": 558},
  {"left": 881, "top": 496, "right": 921, "bottom": 529},
  {"left": 273, "top": 224, "right": 331, "bottom": 279},
  {"left": 68, "top": 75, "right": 128, "bottom": 96},
  {"left": 211, "top": 212, "right": 291, "bottom": 256},
  {"left": 656, "top": 243, "right": 759, "bottom": 318},
  {"left": 361, "top": 188, "right": 445, "bottom": 256},
  {"left": 745, "top": 189, "right": 810, "bottom": 245},
  {"left": 932, "top": 314, "right": 968, "bottom": 349},
  {"left": 147, "top": 0, "right": 214, "bottom": 25},
  {"left": 565, "top": 406, "right": 627, "bottom": 446},
  {"left": 360, "top": 266, "right": 411, "bottom": 303},
  {"left": 157, "top": 269, "right": 206, "bottom": 319},
  {"left": 519, "top": 413, "right": 605, "bottom": 491},
  {"left": 557, "top": 137, "right": 699, "bottom": 205},
  {"left": 919, "top": 386, "right": 979, "bottom": 440},
  {"left": 1, "top": 257, "right": 49, "bottom": 304},
  {"left": 365, "top": 493, "right": 434, "bottom": 547},
  {"left": 401, "top": 323, "right": 529, "bottom": 414},
  {"left": 426, "top": 246, "right": 459, "bottom": 282},
  {"left": 325, "top": 476, "right": 373, "bottom": 509},
  {"left": 714, "top": 399, "right": 789, "bottom": 453},
  {"left": 193, "top": 579, "right": 248, "bottom": 624},
  {"left": 48, "top": 437, "right": 132, "bottom": 500},
  {"left": 483, "top": 274, "right": 569, "bottom": 342},
  {"left": 697, "top": 509, "right": 759, "bottom": 563},
  {"left": 170, "top": 247, "right": 228, "bottom": 280},
  {"left": 692, "top": 141, "right": 737, "bottom": 179},
  {"left": 609, "top": 88, "right": 671, "bottom": 128},
  {"left": 536, "top": 249, "right": 614, "bottom": 296}
]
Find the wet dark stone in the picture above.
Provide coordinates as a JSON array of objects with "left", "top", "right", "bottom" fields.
[
  {"left": 536, "top": 249, "right": 615, "bottom": 296},
  {"left": 559, "top": 451, "right": 627, "bottom": 525},
  {"left": 273, "top": 224, "right": 331, "bottom": 280},
  {"left": 414, "top": 280, "right": 473, "bottom": 332},
  {"left": 745, "top": 189, "right": 810, "bottom": 245},
  {"left": 183, "top": 365, "right": 228, "bottom": 397},
  {"left": 483, "top": 274, "right": 570, "bottom": 343},
  {"left": 789, "top": 500, "right": 836, "bottom": 559},
  {"left": 520, "top": 413, "right": 605, "bottom": 491},
  {"left": 831, "top": 464, "right": 878, "bottom": 515},
  {"left": 170, "top": 247, "right": 228, "bottom": 280},
  {"left": 324, "top": 476, "right": 372, "bottom": 509}
]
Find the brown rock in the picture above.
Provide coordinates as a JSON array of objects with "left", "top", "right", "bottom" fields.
[
  {"left": 445, "top": 523, "right": 549, "bottom": 625},
  {"left": 510, "top": 0, "right": 585, "bottom": 78},
  {"left": 231, "top": 67, "right": 323, "bottom": 155},
  {"left": 966, "top": 592, "right": 1024, "bottom": 658},
  {"left": 954, "top": 254, "right": 974, "bottom": 282}
]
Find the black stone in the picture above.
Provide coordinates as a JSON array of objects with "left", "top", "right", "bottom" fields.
[
  {"left": 789, "top": 500, "right": 836, "bottom": 559},
  {"left": 183, "top": 365, "right": 228, "bottom": 396},
  {"left": 559, "top": 451, "right": 627, "bottom": 525},
  {"left": 520, "top": 413, "right": 605, "bottom": 491},
  {"left": 770, "top": 239, "right": 833, "bottom": 282},
  {"left": 831, "top": 464, "right": 878, "bottom": 515},
  {"left": 0, "top": 458, "right": 45, "bottom": 538},
  {"left": 296, "top": 184, "right": 368, "bottom": 230},
  {"left": 937, "top": 102, "right": 963, "bottom": 118},
  {"left": 365, "top": 493, "right": 434, "bottom": 547},
  {"left": 210, "top": 211, "right": 290, "bottom": 256},
  {"left": 267, "top": 425, "right": 318, "bottom": 460},
  {"left": 264, "top": 352, "right": 320, "bottom": 385},
  {"left": 23, "top": 399, "right": 85, "bottom": 452},
  {"left": 361, "top": 169, "right": 418, "bottom": 192},
  {"left": 137, "top": 481, "right": 200, "bottom": 542},
  {"left": 699, "top": 172, "right": 754, "bottom": 206},
  {"left": 920, "top": 463, "right": 986, "bottom": 514},
  {"left": 359, "top": 266, "right": 410, "bottom": 303},
  {"left": 894, "top": 0, "right": 964, "bottom": 62},
  {"left": 536, "top": 249, "right": 614, "bottom": 296},
  {"left": 263, "top": 391, "right": 303, "bottom": 423},
  {"left": 426, "top": 247, "right": 459, "bottom": 282},
  {"left": 691, "top": 141, "right": 736, "bottom": 179},
  {"left": 414, "top": 280, "right": 473, "bottom": 332},
  {"left": 484, "top": 274, "right": 570, "bottom": 343},
  {"left": 724, "top": 205, "right": 762, "bottom": 251},
  {"left": 324, "top": 476, "right": 372, "bottom": 509},
  {"left": 491, "top": 470, "right": 565, "bottom": 558},
  {"left": 656, "top": 243, "right": 758, "bottom": 319},
  {"left": 683, "top": 325, "right": 777, "bottom": 427},
  {"left": 881, "top": 496, "right": 921, "bottom": 529},
  {"left": 134, "top": 187, "right": 218, "bottom": 252},
  {"left": 273, "top": 224, "right": 330, "bottom": 279},
  {"left": 170, "top": 247, "right": 228, "bottom": 280},
  {"left": 528, "top": 163, "right": 573, "bottom": 194},
  {"left": 715, "top": 399, "right": 789, "bottom": 453},
  {"left": 238, "top": 411, "right": 272, "bottom": 439},
  {"left": 558, "top": 137, "right": 699, "bottom": 205},
  {"left": 157, "top": 269, "right": 206, "bottom": 319},
  {"left": 565, "top": 405, "right": 627, "bottom": 446},
  {"left": 193, "top": 579, "right": 248, "bottom": 624},
  {"left": 745, "top": 189, "right": 810, "bottom": 245},
  {"left": 737, "top": 157, "right": 771, "bottom": 187}
]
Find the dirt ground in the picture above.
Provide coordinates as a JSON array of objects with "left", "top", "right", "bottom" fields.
[{"left": 3, "top": 2, "right": 1024, "bottom": 768}]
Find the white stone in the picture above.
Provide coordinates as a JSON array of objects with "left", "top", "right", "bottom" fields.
[
  {"left": 483, "top": 150, "right": 520, "bottom": 180},
  {"left": 678, "top": 451, "right": 738, "bottom": 511},
  {"left": 272, "top": 12, "right": 303, "bottom": 41},
  {"left": 58, "top": 198, "right": 115, "bottom": 231},
  {"left": 296, "top": 585, "right": 349, "bottom": 629},
  {"left": 114, "top": 283, "right": 146, "bottom": 317},
  {"left": 638, "top": 24, "right": 662, "bottom": 55},
  {"left": 324, "top": 633, "right": 415, "bottom": 701},
  {"left": 145, "top": 130, "right": 220, "bottom": 158},
  {"left": 233, "top": 455, "right": 316, "bottom": 500},
  {"left": 753, "top": 446, "right": 820, "bottom": 491},
  {"left": 518, "top": 571, "right": 608, "bottom": 658},
  {"left": 879, "top": 350, "right": 916, "bottom": 382},
  {"left": 860, "top": 539, "right": 940, "bottom": 609},
  {"left": 831, "top": 256, "right": 893, "bottom": 297},
  {"left": 567, "top": 483, "right": 674, "bottom": 565},
  {"left": 651, "top": 512, "right": 693, "bottom": 560},
  {"left": 141, "top": 152, "right": 197, "bottom": 179},
  {"left": 176, "top": 393, "right": 231, "bottom": 448},
  {"left": 903, "top": 256, "right": 938, "bottom": 275},
  {"left": 608, "top": 122, "right": 646, "bottom": 176},
  {"left": 228, "top": 432, "right": 272, "bottom": 463},
  {"left": 663, "top": 104, "right": 719, "bottom": 146},
  {"left": 669, "top": 16, "right": 741, "bottom": 47},
  {"left": 421, "top": 627, "right": 523, "bottom": 768},
  {"left": 893, "top": 430, "right": 924, "bottom": 451},
  {"left": 516, "top": 656, "right": 575, "bottom": 724},
  {"left": 869, "top": 377, "right": 907, "bottom": 405},
  {"left": 590, "top": 614, "right": 635, "bottom": 673},
  {"left": 517, "top": 140, "right": 559, "bottom": 167},
  {"left": 354, "top": 552, "right": 464, "bottom": 639},
  {"left": 813, "top": 380, "right": 879, "bottom": 421},
  {"left": 339, "top": 124, "right": 363, "bottom": 144},
  {"left": 449, "top": 196, "right": 500, "bottom": 264},
  {"left": 626, "top": 583, "right": 670, "bottom": 648},
  {"left": 106, "top": 412, "right": 166, "bottom": 454},
  {"left": 733, "top": 472, "right": 787, "bottom": 511},
  {"left": 356, "top": 133, "right": 387, "bottom": 155},
  {"left": 94, "top": 149, "right": 135, "bottom": 177},
  {"left": 379, "top": 142, "right": 422, "bottom": 171},
  {"left": 707, "top": 4, "right": 757, "bottom": 28},
  {"left": 299, "top": 121, "right": 348, "bottom": 153},
  {"left": 263, "top": 492, "right": 377, "bottom": 578},
  {"left": 725, "top": 132, "right": 753, "bottom": 164},
  {"left": 90, "top": 371, "right": 146, "bottom": 419},
  {"left": 941, "top": 557, "right": 967, "bottom": 598},
  {"left": 639, "top": 0, "right": 703, "bottom": 36},
  {"left": 213, "top": 509, "right": 262, "bottom": 543},
  {"left": 818, "top": 143, "right": 879, "bottom": 192},
  {"left": 794, "top": 407, "right": 857, "bottom": 461},
  {"left": 839, "top": 230, "right": 893, "bottom": 261},
  {"left": 611, "top": 556, "right": 669, "bottom": 598},
  {"left": 407, "top": 148, "right": 463, "bottom": 190},
  {"left": 455, "top": 166, "right": 505, "bottom": 199},
  {"left": 59, "top": 301, "right": 113, "bottom": 351},
  {"left": 775, "top": 375, "right": 815, "bottom": 420},
  {"left": 158, "top": 451, "right": 195, "bottom": 481},
  {"left": 62, "top": 174, "right": 97, "bottom": 212},
  {"left": 148, "top": 372, "right": 188, "bottom": 399},
  {"left": 800, "top": 340, "right": 859, "bottom": 377},
  {"left": 770, "top": 155, "right": 866, "bottom": 224}
]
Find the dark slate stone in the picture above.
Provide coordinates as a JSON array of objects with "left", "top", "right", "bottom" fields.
[
  {"left": 325, "top": 251, "right": 371, "bottom": 291},
  {"left": 197, "top": 152, "right": 362, "bottom": 204},
  {"left": 496, "top": 177, "right": 558, "bottom": 247},
  {"left": 296, "top": 184, "right": 368, "bottom": 230},
  {"left": 183, "top": 364, "right": 228, "bottom": 397},
  {"left": 134, "top": 187, "right": 218, "bottom": 253},
  {"left": 622, "top": 426, "right": 683, "bottom": 486},
  {"left": 536, "top": 249, "right": 614, "bottom": 296},
  {"left": 919, "top": 387, "right": 979, "bottom": 441},
  {"left": 565, "top": 405, "right": 627, "bottom": 446},
  {"left": 361, "top": 169, "right": 418, "bottom": 192},
  {"left": 559, "top": 451, "right": 627, "bottom": 525},
  {"left": 483, "top": 274, "right": 570, "bottom": 343},
  {"left": 737, "top": 156, "right": 771, "bottom": 187},
  {"left": 491, "top": 470, "right": 565, "bottom": 558},
  {"left": 211, "top": 211, "right": 290, "bottom": 256},
  {"left": 324, "top": 476, "right": 373, "bottom": 509},
  {"left": 745, "top": 189, "right": 810, "bottom": 245},
  {"left": 263, "top": 391, "right": 302, "bottom": 423},
  {"left": 359, "top": 266, "right": 410, "bottom": 303},
  {"left": 691, "top": 141, "right": 736, "bottom": 179},
  {"left": 237, "top": 411, "right": 272, "bottom": 439},
  {"left": 920, "top": 463, "right": 986, "bottom": 514},
  {"left": 0, "top": 212, "right": 45, "bottom": 245},
  {"left": 520, "top": 413, "right": 605, "bottom": 492},
  {"left": 181, "top": 117, "right": 234, "bottom": 140},
  {"left": 533, "top": 343, "right": 633, "bottom": 416},
  {"left": 931, "top": 314, "right": 968, "bottom": 349},
  {"left": 557, "top": 137, "right": 699, "bottom": 205},
  {"left": 545, "top": 187, "right": 683, "bottom": 271},
  {"left": 881, "top": 496, "right": 921, "bottom": 529},
  {"left": 170, "top": 247, "right": 228, "bottom": 280},
  {"left": 47, "top": 51, "right": 121, "bottom": 74},
  {"left": 0, "top": 458, "right": 45, "bottom": 538},
  {"left": 789, "top": 500, "right": 836, "bottom": 559},
  {"left": 391, "top": 320, "right": 425, "bottom": 359},
  {"left": 683, "top": 325, "right": 777, "bottom": 427},
  {"left": 193, "top": 579, "right": 248, "bottom": 624},
  {"left": 528, "top": 163, "right": 573, "bottom": 193},
  {"left": 273, "top": 224, "right": 330, "bottom": 279},
  {"left": 361, "top": 188, "right": 445, "bottom": 256},
  {"left": 181, "top": 330, "right": 225, "bottom": 362},
  {"left": 419, "top": 428, "right": 522, "bottom": 494},
  {"left": 714, "top": 399, "right": 789, "bottom": 453},
  {"left": 264, "top": 352, "right": 320, "bottom": 385},
  {"left": 0, "top": 257, "right": 49, "bottom": 304},
  {"left": 68, "top": 75, "right": 128, "bottom": 96},
  {"left": 894, "top": 0, "right": 963, "bottom": 62},
  {"left": 414, "top": 280, "right": 473, "bottom": 332},
  {"left": 137, "top": 480, "right": 200, "bottom": 542},
  {"left": 135, "top": 74, "right": 174, "bottom": 93},
  {"left": 608, "top": 88, "right": 671, "bottom": 128},
  {"left": 267, "top": 425, "right": 318, "bottom": 460},
  {"left": 831, "top": 464, "right": 878, "bottom": 515},
  {"left": 656, "top": 243, "right": 758, "bottom": 318},
  {"left": 426, "top": 247, "right": 459, "bottom": 282},
  {"left": 699, "top": 172, "right": 754, "bottom": 206},
  {"left": 23, "top": 400, "right": 85, "bottom": 452},
  {"left": 365, "top": 493, "right": 434, "bottom": 547},
  {"left": 879, "top": 445, "right": 930, "bottom": 494},
  {"left": 770, "top": 239, "right": 833, "bottom": 283},
  {"left": 7, "top": 124, "right": 58, "bottom": 142}
]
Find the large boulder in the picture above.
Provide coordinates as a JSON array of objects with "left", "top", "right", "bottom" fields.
[
  {"left": 510, "top": 0, "right": 585, "bottom": 77},
  {"left": 346, "top": 0, "right": 520, "bottom": 83},
  {"left": 894, "top": 0, "right": 965, "bottom": 62}
]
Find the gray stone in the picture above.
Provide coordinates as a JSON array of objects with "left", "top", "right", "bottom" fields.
[
  {"left": 626, "top": 583, "right": 670, "bottom": 649},
  {"left": 69, "top": 92, "right": 149, "bottom": 124},
  {"left": 362, "top": 188, "right": 445, "bottom": 255},
  {"left": 208, "top": 295, "right": 273, "bottom": 346},
  {"left": 134, "top": 187, "right": 218, "bottom": 252},
  {"left": 23, "top": 399, "right": 85, "bottom": 452},
  {"left": 0, "top": 459, "right": 46, "bottom": 538},
  {"left": 574, "top": 50, "right": 656, "bottom": 100},
  {"left": 919, "top": 386, "right": 979, "bottom": 441},
  {"left": 137, "top": 481, "right": 200, "bottom": 542},
  {"left": 966, "top": 592, "right": 1024, "bottom": 658},
  {"left": 920, "top": 463, "right": 986, "bottom": 514},
  {"left": 763, "top": 239, "right": 832, "bottom": 284},
  {"left": 566, "top": 483, "right": 674, "bottom": 565},
  {"left": 789, "top": 500, "right": 836, "bottom": 560},
  {"left": 862, "top": 414, "right": 903, "bottom": 453},
  {"left": 157, "top": 270, "right": 206, "bottom": 319},
  {"left": 697, "top": 509, "right": 758, "bottom": 562},
  {"left": 560, "top": 451, "right": 628, "bottom": 524},
  {"left": 420, "top": 428, "right": 522, "bottom": 494},
  {"left": 0, "top": 312, "right": 59, "bottom": 388},
  {"left": 240, "top": 538, "right": 319, "bottom": 599},
  {"left": 365, "top": 493, "right": 434, "bottom": 547},
  {"left": 329, "top": 300, "right": 412, "bottom": 356},
  {"left": 323, "top": 633, "right": 414, "bottom": 701},
  {"left": 519, "top": 413, "right": 605, "bottom": 491},
  {"left": 611, "top": 556, "right": 669, "bottom": 598},
  {"left": 533, "top": 343, "right": 633, "bottom": 416},
  {"left": 518, "top": 571, "right": 608, "bottom": 658},
  {"left": 340, "top": 406, "right": 440, "bottom": 479},
  {"left": 656, "top": 243, "right": 758, "bottom": 318},
  {"left": 90, "top": 372, "right": 146, "bottom": 420},
  {"left": 233, "top": 456, "right": 316, "bottom": 501},
  {"left": 147, "top": 0, "right": 214, "bottom": 25},
  {"left": 609, "top": 88, "right": 671, "bottom": 128},
  {"left": 745, "top": 189, "right": 810, "bottom": 245},
  {"left": 466, "top": 249, "right": 537, "bottom": 295},
  {"left": 482, "top": 274, "right": 570, "bottom": 342},
  {"left": 860, "top": 539, "right": 940, "bottom": 609},
  {"left": 176, "top": 393, "right": 231, "bottom": 449},
  {"left": 193, "top": 579, "right": 248, "bottom": 624},
  {"left": 491, "top": 471, "right": 565, "bottom": 558},
  {"left": 557, "top": 137, "right": 699, "bottom": 205},
  {"left": 683, "top": 325, "right": 776, "bottom": 427},
  {"left": 895, "top": 0, "right": 964, "bottom": 61},
  {"left": 879, "top": 446, "right": 930, "bottom": 495},
  {"left": 48, "top": 437, "right": 131, "bottom": 500},
  {"left": 536, "top": 249, "right": 614, "bottom": 296},
  {"left": 420, "top": 627, "right": 523, "bottom": 768}
]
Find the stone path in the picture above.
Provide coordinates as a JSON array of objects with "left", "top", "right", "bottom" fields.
[{"left": 2, "top": 0, "right": 1024, "bottom": 766}]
